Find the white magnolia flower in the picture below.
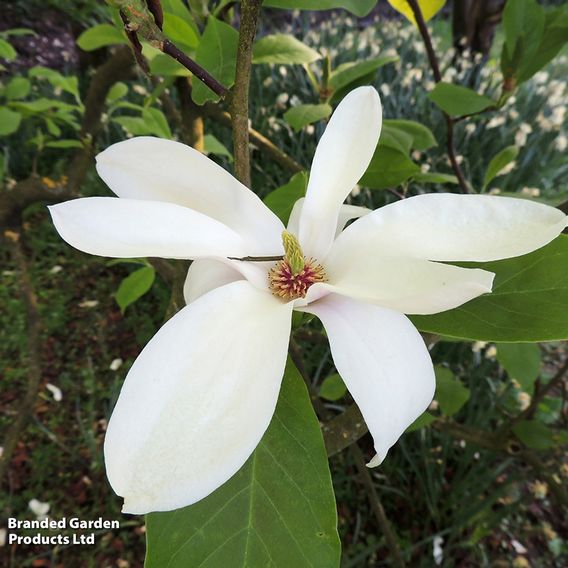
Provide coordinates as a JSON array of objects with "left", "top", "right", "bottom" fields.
[{"left": 49, "top": 87, "right": 567, "bottom": 514}]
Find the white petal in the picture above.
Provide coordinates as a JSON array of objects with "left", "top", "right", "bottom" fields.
[
  {"left": 332, "top": 194, "right": 568, "bottom": 263},
  {"left": 104, "top": 281, "right": 293, "bottom": 513},
  {"left": 304, "top": 294, "right": 435, "bottom": 463},
  {"left": 49, "top": 197, "right": 247, "bottom": 259},
  {"left": 309, "top": 255, "right": 494, "bottom": 314},
  {"left": 298, "top": 87, "right": 382, "bottom": 259},
  {"left": 288, "top": 197, "right": 371, "bottom": 239},
  {"left": 183, "top": 259, "right": 243, "bottom": 303},
  {"left": 96, "top": 137, "right": 284, "bottom": 253}
]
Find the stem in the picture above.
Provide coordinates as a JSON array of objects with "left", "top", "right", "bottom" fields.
[
  {"left": 350, "top": 444, "right": 406, "bottom": 568},
  {"left": 204, "top": 104, "right": 304, "bottom": 173},
  {"left": 228, "top": 255, "right": 284, "bottom": 262},
  {"left": 405, "top": 0, "right": 471, "bottom": 194},
  {"left": 162, "top": 40, "right": 228, "bottom": 98},
  {"left": 231, "top": 0, "right": 262, "bottom": 187}
]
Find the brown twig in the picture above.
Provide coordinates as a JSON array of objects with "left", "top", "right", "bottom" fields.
[
  {"left": 350, "top": 444, "right": 406, "bottom": 568},
  {"left": 162, "top": 40, "right": 228, "bottom": 98},
  {"left": 405, "top": 0, "right": 471, "bottom": 194},
  {"left": 203, "top": 104, "right": 304, "bottom": 173},
  {"left": 115, "top": 0, "right": 228, "bottom": 98},
  {"left": 231, "top": 0, "right": 263, "bottom": 186},
  {"left": 0, "top": 231, "right": 43, "bottom": 484}
]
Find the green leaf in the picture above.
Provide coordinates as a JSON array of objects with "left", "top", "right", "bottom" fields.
[
  {"left": 253, "top": 34, "right": 321, "bottom": 65},
  {"left": 11, "top": 98, "right": 77, "bottom": 113},
  {"left": 192, "top": 18, "right": 238, "bottom": 105},
  {"left": 263, "top": 0, "right": 376, "bottom": 17},
  {"left": 512, "top": 421, "right": 555, "bottom": 450},
  {"left": 427, "top": 82, "right": 494, "bottom": 117},
  {"left": 405, "top": 411, "right": 436, "bottom": 432},
  {"left": 516, "top": 8, "right": 568, "bottom": 83},
  {"left": 203, "top": 134, "right": 233, "bottom": 161},
  {"left": 0, "top": 107, "right": 22, "bottom": 136},
  {"left": 435, "top": 366, "right": 470, "bottom": 416},
  {"left": 284, "top": 103, "right": 332, "bottom": 131},
  {"left": 1, "top": 28, "right": 35, "bottom": 38},
  {"left": 319, "top": 373, "right": 347, "bottom": 401},
  {"left": 76, "top": 24, "right": 127, "bottom": 51},
  {"left": 496, "top": 343, "right": 541, "bottom": 392},
  {"left": 502, "top": 0, "right": 545, "bottom": 67},
  {"left": 115, "top": 266, "right": 156, "bottom": 312},
  {"left": 412, "top": 172, "right": 458, "bottom": 184},
  {"left": 0, "top": 38, "right": 17, "bottom": 61},
  {"left": 412, "top": 235, "right": 568, "bottom": 342},
  {"left": 360, "top": 143, "right": 420, "bottom": 189},
  {"left": 263, "top": 171, "right": 308, "bottom": 224},
  {"left": 145, "top": 360, "right": 341, "bottom": 567},
  {"left": 113, "top": 116, "right": 152, "bottom": 135},
  {"left": 28, "top": 66, "right": 81, "bottom": 102},
  {"left": 328, "top": 56, "right": 398, "bottom": 97},
  {"left": 142, "top": 108, "right": 172, "bottom": 139},
  {"left": 379, "top": 125, "right": 414, "bottom": 154},
  {"left": 482, "top": 145, "right": 519, "bottom": 191},
  {"left": 106, "top": 82, "right": 128, "bottom": 103},
  {"left": 45, "top": 139, "right": 84, "bottom": 149},
  {"left": 383, "top": 119, "right": 437, "bottom": 151},
  {"left": 4, "top": 77, "right": 31, "bottom": 100},
  {"left": 163, "top": 12, "right": 199, "bottom": 51}
]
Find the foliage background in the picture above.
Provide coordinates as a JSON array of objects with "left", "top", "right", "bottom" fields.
[{"left": 0, "top": 0, "right": 567, "bottom": 566}]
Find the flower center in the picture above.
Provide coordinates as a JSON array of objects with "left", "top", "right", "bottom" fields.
[{"left": 268, "top": 231, "right": 327, "bottom": 300}]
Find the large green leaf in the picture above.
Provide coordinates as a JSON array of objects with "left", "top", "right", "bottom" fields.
[
  {"left": 435, "top": 367, "right": 470, "bottom": 416},
  {"left": 383, "top": 119, "right": 437, "bottom": 151},
  {"left": 412, "top": 235, "right": 568, "bottom": 342},
  {"left": 516, "top": 7, "right": 568, "bottom": 83},
  {"left": 263, "top": 0, "right": 376, "bottom": 17},
  {"left": 360, "top": 143, "right": 420, "bottom": 189},
  {"left": 145, "top": 360, "right": 340, "bottom": 567},
  {"left": 427, "top": 82, "right": 494, "bottom": 117},
  {"left": 284, "top": 103, "right": 331, "bottom": 132},
  {"left": 0, "top": 38, "right": 17, "bottom": 61},
  {"left": 263, "top": 171, "right": 308, "bottom": 224},
  {"left": 115, "top": 266, "right": 156, "bottom": 312},
  {"left": 328, "top": 56, "right": 398, "bottom": 98},
  {"left": 482, "top": 145, "right": 519, "bottom": 191},
  {"left": 496, "top": 343, "right": 541, "bottom": 392},
  {"left": 0, "top": 107, "right": 22, "bottom": 136},
  {"left": 253, "top": 34, "right": 320, "bottom": 65},
  {"left": 4, "top": 77, "right": 31, "bottom": 100},
  {"left": 76, "top": 24, "right": 127, "bottom": 51},
  {"left": 512, "top": 421, "right": 556, "bottom": 450},
  {"left": 192, "top": 18, "right": 238, "bottom": 105},
  {"left": 502, "top": 0, "right": 544, "bottom": 65},
  {"left": 163, "top": 12, "right": 199, "bottom": 51}
]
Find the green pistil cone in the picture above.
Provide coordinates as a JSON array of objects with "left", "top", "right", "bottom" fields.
[{"left": 282, "top": 231, "right": 305, "bottom": 275}]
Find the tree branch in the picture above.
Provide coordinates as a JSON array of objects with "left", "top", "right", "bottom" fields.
[
  {"left": 231, "top": 0, "right": 263, "bottom": 186},
  {"left": 203, "top": 104, "right": 304, "bottom": 173},
  {"left": 405, "top": 0, "right": 471, "bottom": 194},
  {"left": 115, "top": 0, "right": 228, "bottom": 98},
  {"left": 350, "top": 444, "right": 406, "bottom": 568}
]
